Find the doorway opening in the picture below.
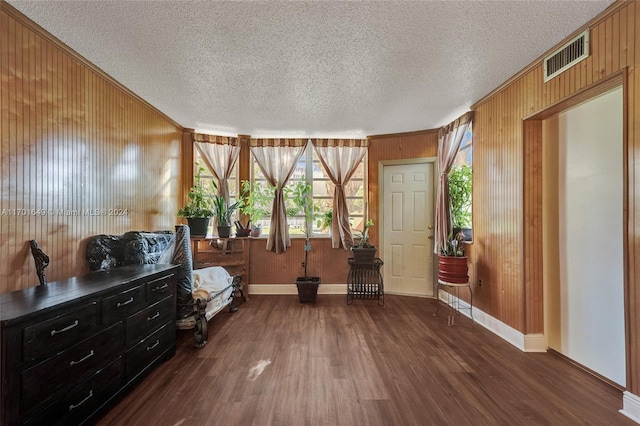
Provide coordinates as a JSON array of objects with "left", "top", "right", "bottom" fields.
[{"left": 523, "top": 72, "right": 627, "bottom": 387}]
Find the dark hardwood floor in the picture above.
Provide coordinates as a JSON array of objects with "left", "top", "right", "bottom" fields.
[{"left": 96, "top": 295, "right": 634, "bottom": 425}]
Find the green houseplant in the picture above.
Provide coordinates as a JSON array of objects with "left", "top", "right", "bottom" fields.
[
  {"left": 239, "top": 180, "right": 273, "bottom": 237},
  {"left": 287, "top": 181, "right": 321, "bottom": 303},
  {"left": 351, "top": 219, "right": 376, "bottom": 263},
  {"left": 213, "top": 195, "right": 242, "bottom": 238},
  {"left": 449, "top": 164, "right": 472, "bottom": 241},
  {"left": 178, "top": 164, "right": 215, "bottom": 236}
]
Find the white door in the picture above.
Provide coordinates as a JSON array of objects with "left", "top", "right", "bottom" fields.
[{"left": 382, "top": 162, "right": 434, "bottom": 296}]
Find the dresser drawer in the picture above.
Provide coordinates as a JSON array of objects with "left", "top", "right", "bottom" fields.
[
  {"left": 21, "top": 322, "right": 124, "bottom": 414},
  {"left": 146, "top": 274, "right": 175, "bottom": 304},
  {"left": 22, "top": 356, "right": 123, "bottom": 426},
  {"left": 22, "top": 301, "right": 100, "bottom": 363},
  {"left": 125, "top": 323, "right": 174, "bottom": 380},
  {"left": 101, "top": 284, "right": 146, "bottom": 325},
  {"left": 126, "top": 296, "right": 174, "bottom": 349}
]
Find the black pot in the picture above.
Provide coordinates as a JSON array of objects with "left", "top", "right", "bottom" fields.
[
  {"left": 295, "top": 277, "right": 320, "bottom": 303},
  {"left": 217, "top": 225, "right": 232, "bottom": 238},
  {"left": 187, "top": 218, "right": 210, "bottom": 237},
  {"left": 350, "top": 246, "right": 377, "bottom": 264}
]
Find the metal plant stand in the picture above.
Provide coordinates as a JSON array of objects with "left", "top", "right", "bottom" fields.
[
  {"left": 433, "top": 279, "right": 473, "bottom": 326},
  {"left": 347, "top": 257, "right": 384, "bottom": 306}
]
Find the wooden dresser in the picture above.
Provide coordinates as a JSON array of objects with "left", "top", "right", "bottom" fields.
[{"left": 0, "top": 264, "right": 178, "bottom": 426}]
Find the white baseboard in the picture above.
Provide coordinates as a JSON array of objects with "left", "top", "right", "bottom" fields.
[
  {"left": 385, "top": 291, "right": 432, "bottom": 298},
  {"left": 437, "top": 290, "right": 640, "bottom": 422},
  {"left": 621, "top": 391, "right": 640, "bottom": 424},
  {"left": 437, "top": 289, "right": 546, "bottom": 353},
  {"left": 249, "top": 283, "right": 347, "bottom": 295}
]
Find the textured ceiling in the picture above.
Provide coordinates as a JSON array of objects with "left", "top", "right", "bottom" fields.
[{"left": 8, "top": 0, "right": 616, "bottom": 138}]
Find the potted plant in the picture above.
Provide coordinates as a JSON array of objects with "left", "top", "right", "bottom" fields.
[
  {"left": 287, "top": 181, "right": 321, "bottom": 303},
  {"left": 438, "top": 231, "right": 468, "bottom": 284},
  {"left": 213, "top": 195, "right": 242, "bottom": 238},
  {"left": 449, "top": 164, "right": 472, "bottom": 241},
  {"left": 177, "top": 164, "right": 215, "bottom": 237},
  {"left": 351, "top": 219, "right": 376, "bottom": 263},
  {"left": 239, "top": 180, "right": 273, "bottom": 237}
]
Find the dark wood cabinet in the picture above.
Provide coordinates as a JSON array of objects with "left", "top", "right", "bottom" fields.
[{"left": 0, "top": 264, "right": 178, "bottom": 426}]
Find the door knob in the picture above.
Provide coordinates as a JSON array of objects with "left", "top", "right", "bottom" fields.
[
  {"left": 428, "top": 235, "right": 433, "bottom": 240},
  {"left": 428, "top": 225, "right": 433, "bottom": 230}
]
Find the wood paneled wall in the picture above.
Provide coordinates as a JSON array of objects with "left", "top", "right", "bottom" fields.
[
  {"left": 471, "top": 0, "right": 639, "bottom": 394},
  {"left": 249, "top": 238, "right": 352, "bottom": 284},
  {"left": 0, "top": 3, "right": 183, "bottom": 292}
]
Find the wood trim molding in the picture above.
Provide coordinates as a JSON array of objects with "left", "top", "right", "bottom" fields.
[
  {"left": 471, "top": 0, "right": 627, "bottom": 110},
  {"left": 524, "top": 70, "right": 625, "bottom": 121},
  {"left": 248, "top": 284, "right": 347, "bottom": 295},
  {"left": 0, "top": 0, "right": 184, "bottom": 130},
  {"left": 368, "top": 128, "right": 439, "bottom": 140}
]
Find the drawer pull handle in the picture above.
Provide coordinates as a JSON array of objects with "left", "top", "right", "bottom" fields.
[
  {"left": 147, "top": 311, "right": 160, "bottom": 321},
  {"left": 146, "top": 339, "right": 160, "bottom": 351},
  {"left": 70, "top": 349, "right": 95, "bottom": 366},
  {"left": 117, "top": 297, "right": 134, "bottom": 307},
  {"left": 152, "top": 283, "right": 169, "bottom": 292},
  {"left": 50, "top": 319, "right": 79, "bottom": 336},
  {"left": 69, "top": 389, "right": 93, "bottom": 411}
]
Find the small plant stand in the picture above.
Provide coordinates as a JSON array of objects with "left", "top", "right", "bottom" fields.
[
  {"left": 433, "top": 279, "right": 474, "bottom": 326},
  {"left": 346, "top": 257, "right": 384, "bottom": 306}
]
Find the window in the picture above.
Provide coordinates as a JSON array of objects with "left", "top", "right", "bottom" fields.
[
  {"left": 193, "top": 149, "right": 239, "bottom": 236},
  {"left": 251, "top": 143, "right": 366, "bottom": 237},
  {"left": 450, "top": 124, "right": 472, "bottom": 240}
]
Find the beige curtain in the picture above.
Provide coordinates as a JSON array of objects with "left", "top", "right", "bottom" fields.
[
  {"left": 250, "top": 138, "right": 308, "bottom": 253},
  {"left": 312, "top": 139, "right": 368, "bottom": 249},
  {"left": 434, "top": 111, "right": 474, "bottom": 254},
  {"left": 192, "top": 134, "right": 240, "bottom": 202}
]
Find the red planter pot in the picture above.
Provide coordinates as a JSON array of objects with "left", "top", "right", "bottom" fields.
[{"left": 437, "top": 255, "right": 469, "bottom": 283}]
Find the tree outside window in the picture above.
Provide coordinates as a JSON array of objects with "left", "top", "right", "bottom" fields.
[{"left": 450, "top": 125, "right": 473, "bottom": 241}]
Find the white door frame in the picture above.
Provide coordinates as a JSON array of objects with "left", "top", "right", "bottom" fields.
[{"left": 378, "top": 157, "right": 439, "bottom": 297}]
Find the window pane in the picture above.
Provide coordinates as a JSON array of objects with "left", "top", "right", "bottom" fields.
[
  {"left": 346, "top": 198, "right": 364, "bottom": 217},
  {"left": 313, "top": 180, "right": 333, "bottom": 198},
  {"left": 451, "top": 124, "right": 472, "bottom": 240},
  {"left": 345, "top": 180, "right": 364, "bottom": 198},
  {"left": 250, "top": 144, "right": 366, "bottom": 238},
  {"left": 253, "top": 163, "right": 266, "bottom": 181},
  {"left": 351, "top": 162, "right": 365, "bottom": 179},
  {"left": 193, "top": 150, "right": 240, "bottom": 237}
]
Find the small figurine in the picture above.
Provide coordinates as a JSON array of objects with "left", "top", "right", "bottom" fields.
[{"left": 29, "top": 239, "right": 50, "bottom": 286}]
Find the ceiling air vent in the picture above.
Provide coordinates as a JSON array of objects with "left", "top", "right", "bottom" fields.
[{"left": 544, "top": 29, "right": 590, "bottom": 82}]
